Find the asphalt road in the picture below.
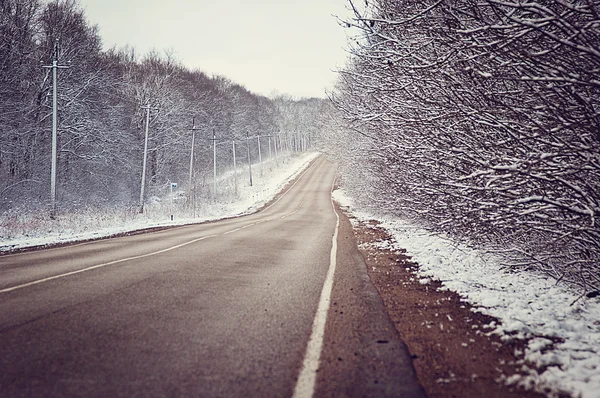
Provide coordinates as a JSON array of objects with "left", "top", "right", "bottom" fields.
[{"left": 0, "top": 157, "right": 424, "bottom": 397}]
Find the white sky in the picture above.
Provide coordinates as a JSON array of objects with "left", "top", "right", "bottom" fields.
[{"left": 76, "top": 0, "right": 354, "bottom": 98}]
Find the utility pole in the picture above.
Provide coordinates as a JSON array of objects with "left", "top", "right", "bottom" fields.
[
  {"left": 246, "top": 131, "right": 253, "bottom": 187},
  {"left": 42, "top": 39, "right": 69, "bottom": 219},
  {"left": 285, "top": 132, "right": 290, "bottom": 153},
  {"left": 257, "top": 134, "right": 263, "bottom": 177},
  {"left": 232, "top": 140, "right": 238, "bottom": 196},
  {"left": 138, "top": 103, "right": 158, "bottom": 213},
  {"left": 268, "top": 134, "right": 272, "bottom": 161},
  {"left": 188, "top": 117, "right": 199, "bottom": 209},
  {"left": 212, "top": 129, "right": 217, "bottom": 199}
]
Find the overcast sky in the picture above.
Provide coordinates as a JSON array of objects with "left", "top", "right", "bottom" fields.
[{"left": 76, "top": 0, "right": 354, "bottom": 98}]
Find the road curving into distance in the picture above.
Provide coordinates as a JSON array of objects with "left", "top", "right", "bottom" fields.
[{"left": 0, "top": 156, "right": 424, "bottom": 397}]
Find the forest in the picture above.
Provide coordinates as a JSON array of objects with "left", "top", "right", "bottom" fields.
[
  {"left": 328, "top": 0, "right": 600, "bottom": 294},
  {"left": 0, "top": 0, "right": 327, "bottom": 219}
]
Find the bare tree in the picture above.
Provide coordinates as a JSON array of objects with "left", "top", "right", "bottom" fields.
[{"left": 329, "top": 0, "right": 600, "bottom": 293}]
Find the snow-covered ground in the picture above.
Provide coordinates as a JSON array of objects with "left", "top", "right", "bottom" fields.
[
  {"left": 332, "top": 188, "right": 600, "bottom": 398},
  {"left": 0, "top": 152, "right": 319, "bottom": 252}
]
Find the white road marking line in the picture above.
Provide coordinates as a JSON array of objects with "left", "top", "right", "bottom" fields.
[
  {"left": 261, "top": 157, "right": 318, "bottom": 213},
  {"left": 222, "top": 221, "right": 264, "bottom": 235},
  {"left": 0, "top": 234, "right": 218, "bottom": 294},
  {"left": 223, "top": 226, "right": 246, "bottom": 235},
  {"left": 293, "top": 170, "right": 339, "bottom": 398}
]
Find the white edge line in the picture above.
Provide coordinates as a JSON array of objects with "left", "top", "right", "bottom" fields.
[
  {"left": 0, "top": 235, "right": 217, "bottom": 294},
  {"left": 292, "top": 168, "right": 339, "bottom": 398}
]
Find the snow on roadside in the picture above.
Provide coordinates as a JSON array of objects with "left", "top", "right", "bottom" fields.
[
  {"left": 332, "top": 188, "right": 600, "bottom": 398},
  {"left": 0, "top": 152, "right": 319, "bottom": 252}
]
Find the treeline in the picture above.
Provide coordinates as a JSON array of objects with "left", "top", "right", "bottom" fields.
[
  {"left": 0, "top": 0, "right": 326, "bottom": 213},
  {"left": 329, "top": 0, "right": 600, "bottom": 293}
]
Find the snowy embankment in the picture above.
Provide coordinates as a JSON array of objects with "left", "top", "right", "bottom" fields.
[
  {"left": 332, "top": 188, "right": 600, "bottom": 398},
  {"left": 0, "top": 152, "right": 319, "bottom": 252}
]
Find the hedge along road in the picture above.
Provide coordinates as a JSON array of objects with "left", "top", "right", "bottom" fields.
[{"left": 0, "top": 156, "right": 425, "bottom": 397}]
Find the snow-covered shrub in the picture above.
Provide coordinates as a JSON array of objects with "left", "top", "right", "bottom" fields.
[{"left": 329, "top": 0, "right": 600, "bottom": 293}]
